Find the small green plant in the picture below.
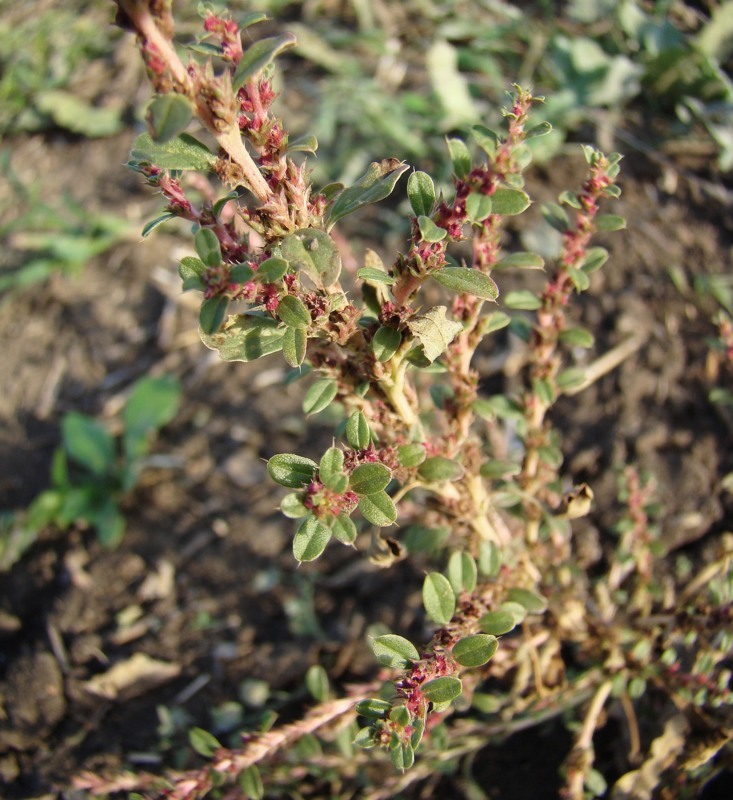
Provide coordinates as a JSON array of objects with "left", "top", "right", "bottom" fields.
[
  {"left": 0, "top": 150, "right": 130, "bottom": 292},
  {"left": 73, "top": 2, "right": 732, "bottom": 797},
  {"left": 1, "top": 375, "right": 180, "bottom": 569},
  {"left": 0, "top": 0, "right": 124, "bottom": 137}
]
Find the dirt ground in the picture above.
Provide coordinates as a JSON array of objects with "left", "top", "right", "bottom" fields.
[{"left": 1, "top": 17, "right": 733, "bottom": 800}]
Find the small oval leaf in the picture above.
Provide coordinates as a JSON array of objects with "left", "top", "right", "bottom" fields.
[
  {"left": 446, "top": 137, "right": 471, "bottom": 178},
  {"left": 303, "top": 379, "right": 338, "bottom": 415},
  {"left": 372, "top": 634, "right": 420, "bottom": 669},
  {"left": 232, "top": 33, "right": 297, "bottom": 89},
  {"left": 358, "top": 491, "right": 397, "bottom": 526},
  {"left": 447, "top": 551, "right": 477, "bottom": 594},
  {"left": 407, "top": 171, "right": 436, "bottom": 217},
  {"left": 147, "top": 93, "right": 193, "bottom": 143},
  {"left": 350, "top": 463, "right": 391, "bottom": 495},
  {"left": 506, "top": 587, "right": 547, "bottom": 614},
  {"left": 503, "top": 290, "right": 541, "bottom": 310},
  {"left": 199, "top": 296, "right": 229, "bottom": 334},
  {"left": 293, "top": 515, "right": 332, "bottom": 562},
  {"left": 278, "top": 295, "right": 311, "bottom": 329},
  {"left": 422, "top": 572, "right": 456, "bottom": 625},
  {"left": 267, "top": 453, "right": 317, "bottom": 488},
  {"left": 397, "top": 443, "right": 426, "bottom": 468},
  {"left": 421, "top": 675, "right": 462, "bottom": 704},
  {"left": 478, "top": 610, "right": 516, "bottom": 636},
  {"left": 282, "top": 325, "right": 307, "bottom": 367},
  {"left": 372, "top": 326, "right": 402, "bottom": 362},
  {"left": 189, "top": 727, "right": 222, "bottom": 757},
  {"left": 432, "top": 267, "right": 499, "bottom": 301},
  {"left": 346, "top": 411, "right": 371, "bottom": 450},
  {"left": 452, "top": 634, "right": 498, "bottom": 667},
  {"left": 490, "top": 187, "right": 530, "bottom": 216},
  {"left": 418, "top": 456, "right": 464, "bottom": 483}
]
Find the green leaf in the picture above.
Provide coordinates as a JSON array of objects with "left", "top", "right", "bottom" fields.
[
  {"left": 446, "top": 137, "right": 471, "bottom": 178},
  {"left": 303, "top": 378, "right": 338, "bottom": 415},
  {"left": 201, "top": 313, "right": 285, "bottom": 361},
  {"left": 595, "top": 214, "right": 626, "bottom": 232},
  {"left": 142, "top": 213, "right": 177, "bottom": 238},
  {"left": 350, "top": 463, "right": 391, "bottom": 496},
  {"left": 403, "top": 525, "right": 450, "bottom": 555},
  {"left": 130, "top": 133, "right": 216, "bottom": 171},
  {"left": 355, "top": 698, "right": 392, "bottom": 719},
  {"left": 527, "top": 121, "right": 553, "bottom": 139},
  {"left": 567, "top": 267, "right": 591, "bottom": 292},
  {"left": 556, "top": 367, "right": 586, "bottom": 392},
  {"left": 504, "top": 290, "right": 541, "bottom": 311},
  {"left": 390, "top": 738, "right": 415, "bottom": 770},
  {"left": 452, "top": 635, "right": 499, "bottom": 667},
  {"left": 346, "top": 412, "right": 371, "bottom": 450},
  {"left": 407, "top": 171, "right": 436, "bottom": 217},
  {"left": 372, "top": 326, "right": 402, "bottom": 362},
  {"left": 147, "top": 94, "right": 193, "bottom": 143},
  {"left": 499, "top": 601, "right": 527, "bottom": 625},
  {"left": 319, "top": 447, "right": 345, "bottom": 490},
  {"left": 62, "top": 413, "right": 115, "bottom": 476},
  {"left": 465, "top": 192, "right": 492, "bottom": 223},
  {"left": 122, "top": 376, "right": 181, "bottom": 460},
  {"left": 267, "top": 453, "right": 317, "bottom": 488},
  {"left": 421, "top": 676, "right": 462, "bottom": 704},
  {"left": 470, "top": 124, "right": 500, "bottom": 158},
  {"left": 494, "top": 252, "right": 545, "bottom": 270},
  {"left": 480, "top": 460, "right": 521, "bottom": 479},
  {"left": 447, "top": 551, "right": 477, "bottom": 594},
  {"left": 372, "top": 634, "right": 419, "bottom": 669},
  {"left": 358, "top": 492, "right": 397, "bottom": 526},
  {"left": 91, "top": 499, "right": 126, "bottom": 548},
  {"left": 432, "top": 267, "right": 499, "bottom": 301},
  {"left": 330, "top": 513, "right": 357, "bottom": 545},
  {"left": 397, "top": 443, "right": 426, "bottom": 468},
  {"left": 480, "top": 311, "right": 511, "bottom": 335},
  {"left": 280, "top": 493, "right": 309, "bottom": 518},
  {"left": 326, "top": 160, "right": 409, "bottom": 229},
  {"left": 229, "top": 264, "right": 255, "bottom": 283},
  {"left": 541, "top": 202, "right": 570, "bottom": 233},
  {"left": 407, "top": 306, "right": 463, "bottom": 363},
  {"left": 35, "top": 88, "right": 122, "bottom": 137},
  {"left": 281, "top": 229, "right": 342, "bottom": 287},
  {"left": 199, "top": 296, "right": 229, "bottom": 334},
  {"left": 305, "top": 664, "right": 330, "bottom": 702},
  {"left": 195, "top": 229, "right": 222, "bottom": 267},
  {"left": 389, "top": 705, "right": 411, "bottom": 727},
  {"left": 178, "top": 256, "right": 206, "bottom": 291},
  {"left": 282, "top": 325, "right": 307, "bottom": 368},
  {"left": 559, "top": 327, "right": 595, "bottom": 348},
  {"left": 256, "top": 256, "right": 289, "bottom": 284},
  {"left": 287, "top": 133, "right": 318, "bottom": 154},
  {"left": 422, "top": 573, "right": 456, "bottom": 625},
  {"left": 478, "top": 541, "right": 501, "bottom": 577},
  {"left": 239, "top": 765, "right": 264, "bottom": 800},
  {"left": 506, "top": 587, "right": 547, "bottom": 614},
  {"left": 490, "top": 187, "right": 530, "bottom": 216},
  {"left": 278, "top": 295, "right": 311, "bottom": 329},
  {"left": 357, "top": 267, "right": 395, "bottom": 285},
  {"left": 354, "top": 727, "right": 377, "bottom": 748},
  {"left": 293, "top": 515, "right": 332, "bottom": 562},
  {"left": 239, "top": 11, "right": 270, "bottom": 29},
  {"left": 478, "top": 610, "right": 517, "bottom": 636},
  {"left": 418, "top": 456, "right": 464, "bottom": 483},
  {"left": 189, "top": 727, "right": 222, "bottom": 757},
  {"left": 232, "top": 33, "right": 297, "bottom": 89},
  {"left": 417, "top": 215, "right": 447, "bottom": 243}
]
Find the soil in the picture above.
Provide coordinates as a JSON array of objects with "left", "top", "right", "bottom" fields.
[{"left": 1, "top": 13, "right": 733, "bottom": 800}]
